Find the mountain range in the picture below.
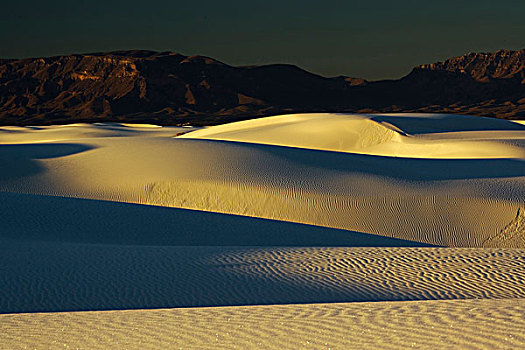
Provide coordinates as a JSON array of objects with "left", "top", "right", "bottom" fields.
[{"left": 1, "top": 49, "right": 524, "bottom": 125}]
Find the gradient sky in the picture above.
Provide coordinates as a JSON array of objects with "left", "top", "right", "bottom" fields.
[{"left": 1, "top": 0, "right": 524, "bottom": 80}]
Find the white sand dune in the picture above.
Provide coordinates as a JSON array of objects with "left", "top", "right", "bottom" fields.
[
  {"left": 0, "top": 122, "right": 181, "bottom": 144},
  {"left": 2, "top": 299, "right": 524, "bottom": 350},
  {"left": 1, "top": 113, "right": 525, "bottom": 348},
  {"left": 1, "top": 114, "right": 524, "bottom": 247},
  {"left": 180, "top": 113, "right": 525, "bottom": 158}
]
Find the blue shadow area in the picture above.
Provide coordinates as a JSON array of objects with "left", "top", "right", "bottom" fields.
[
  {"left": 0, "top": 192, "right": 430, "bottom": 247},
  {"left": 0, "top": 143, "right": 93, "bottom": 181},
  {"left": 370, "top": 114, "right": 525, "bottom": 134}
]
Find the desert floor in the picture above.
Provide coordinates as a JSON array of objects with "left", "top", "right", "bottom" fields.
[{"left": 1, "top": 113, "right": 524, "bottom": 349}]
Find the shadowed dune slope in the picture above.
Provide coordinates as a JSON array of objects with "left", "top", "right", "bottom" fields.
[
  {"left": 0, "top": 192, "right": 421, "bottom": 247},
  {"left": 370, "top": 113, "right": 525, "bottom": 134},
  {"left": 1, "top": 241, "right": 524, "bottom": 313}
]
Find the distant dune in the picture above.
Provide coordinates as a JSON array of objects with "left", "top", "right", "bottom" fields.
[
  {"left": 1, "top": 113, "right": 524, "bottom": 349},
  {"left": 181, "top": 113, "right": 525, "bottom": 158}
]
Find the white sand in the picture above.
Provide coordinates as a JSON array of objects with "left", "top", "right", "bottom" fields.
[
  {"left": 2, "top": 299, "right": 524, "bottom": 350},
  {"left": 1, "top": 114, "right": 524, "bottom": 247},
  {"left": 180, "top": 113, "right": 525, "bottom": 158},
  {"left": 1, "top": 113, "right": 524, "bottom": 349}
]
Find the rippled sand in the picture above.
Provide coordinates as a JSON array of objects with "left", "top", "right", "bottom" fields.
[
  {"left": 1, "top": 246, "right": 524, "bottom": 313},
  {"left": 2, "top": 299, "right": 524, "bottom": 350}
]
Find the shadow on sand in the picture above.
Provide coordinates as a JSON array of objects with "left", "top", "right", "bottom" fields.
[
  {"left": 0, "top": 143, "right": 93, "bottom": 181},
  {"left": 0, "top": 192, "right": 430, "bottom": 247}
]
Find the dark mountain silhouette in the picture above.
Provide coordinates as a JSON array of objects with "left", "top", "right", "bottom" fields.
[{"left": 1, "top": 49, "right": 524, "bottom": 126}]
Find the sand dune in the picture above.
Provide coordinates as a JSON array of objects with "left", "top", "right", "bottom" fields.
[
  {"left": 180, "top": 113, "right": 525, "bottom": 158},
  {"left": 0, "top": 122, "right": 182, "bottom": 144},
  {"left": 1, "top": 113, "right": 524, "bottom": 348},
  {"left": 1, "top": 114, "right": 524, "bottom": 247},
  {"left": 2, "top": 299, "right": 524, "bottom": 350}
]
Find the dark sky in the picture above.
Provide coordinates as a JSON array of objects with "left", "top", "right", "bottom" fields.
[{"left": 1, "top": 0, "right": 524, "bottom": 80}]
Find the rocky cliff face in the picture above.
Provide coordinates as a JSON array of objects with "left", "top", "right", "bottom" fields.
[
  {"left": 0, "top": 49, "right": 524, "bottom": 125},
  {"left": 0, "top": 50, "right": 363, "bottom": 125},
  {"left": 389, "top": 49, "right": 525, "bottom": 117},
  {"left": 418, "top": 49, "right": 525, "bottom": 81}
]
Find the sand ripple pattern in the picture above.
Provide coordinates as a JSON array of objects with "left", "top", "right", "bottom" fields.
[
  {"left": 1, "top": 299, "right": 524, "bottom": 350},
  {"left": 210, "top": 247, "right": 525, "bottom": 302},
  {"left": 144, "top": 179, "right": 523, "bottom": 247},
  {"left": 1, "top": 244, "right": 524, "bottom": 313}
]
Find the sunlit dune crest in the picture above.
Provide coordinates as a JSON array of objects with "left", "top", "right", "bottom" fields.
[{"left": 181, "top": 113, "right": 525, "bottom": 158}]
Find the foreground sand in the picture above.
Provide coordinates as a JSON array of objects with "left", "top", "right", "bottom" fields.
[
  {"left": 2, "top": 299, "right": 524, "bottom": 350},
  {"left": 1, "top": 114, "right": 524, "bottom": 349}
]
